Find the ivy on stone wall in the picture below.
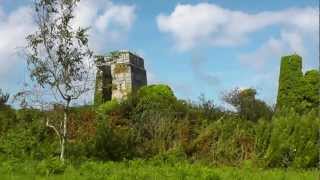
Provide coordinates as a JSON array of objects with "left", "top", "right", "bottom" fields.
[
  {"left": 276, "top": 54, "right": 319, "bottom": 113},
  {"left": 303, "top": 70, "right": 320, "bottom": 110}
]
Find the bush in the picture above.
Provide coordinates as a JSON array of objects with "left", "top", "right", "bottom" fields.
[
  {"left": 263, "top": 109, "right": 319, "bottom": 168},
  {"left": 223, "top": 88, "right": 273, "bottom": 122},
  {"left": 254, "top": 119, "right": 272, "bottom": 161},
  {"left": 97, "top": 100, "right": 120, "bottom": 116},
  {"left": 95, "top": 100, "right": 136, "bottom": 160},
  {"left": 190, "top": 117, "right": 255, "bottom": 166},
  {"left": 151, "top": 145, "right": 188, "bottom": 165},
  {"left": 0, "top": 105, "right": 16, "bottom": 136},
  {"left": 36, "top": 157, "right": 66, "bottom": 175},
  {"left": 134, "top": 84, "right": 177, "bottom": 113}
]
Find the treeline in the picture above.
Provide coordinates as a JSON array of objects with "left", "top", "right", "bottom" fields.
[
  {"left": 0, "top": 87, "right": 319, "bottom": 169},
  {"left": 0, "top": 54, "right": 319, "bottom": 170}
]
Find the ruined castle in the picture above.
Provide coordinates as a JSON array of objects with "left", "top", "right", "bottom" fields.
[{"left": 94, "top": 51, "right": 147, "bottom": 105}]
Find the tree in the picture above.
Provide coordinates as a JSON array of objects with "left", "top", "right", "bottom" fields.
[
  {"left": 0, "top": 89, "right": 16, "bottom": 136},
  {"left": 223, "top": 88, "right": 273, "bottom": 122},
  {"left": 26, "top": 0, "right": 93, "bottom": 162},
  {"left": 0, "top": 89, "right": 9, "bottom": 107}
]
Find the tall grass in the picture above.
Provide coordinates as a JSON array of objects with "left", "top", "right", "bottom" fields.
[{"left": 0, "top": 159, "right": 317, "bottom": 180}]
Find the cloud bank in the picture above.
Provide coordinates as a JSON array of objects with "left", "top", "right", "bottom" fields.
[
  {"left": 157, "top": 3, "right": 318, "bottom": 50},
  {"left": 0, "top": 0, "right": 136, "bottom": 77},
  {"left": 73, "top": 0, "right": 136, "bottom": 52}
]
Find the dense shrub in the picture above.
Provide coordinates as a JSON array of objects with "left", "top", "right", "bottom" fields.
[
  {"left": 263, "top": 109, "right": 319, "bottom": 168},
  {"left": 36, "top": 157, "right": 67, "bottom": 175},
  {"left": 190, "top": 117, "right": 255, "bottom": 166},
  {"left": 303, "top": 70, "right": 320, "bottom": 111},
  {"left": 134, "top": 84, "right": 177, "bottom": 113},
  {"left": 0, "top": 105, "right": 16, "bottom": 136},
  {"left": 0, "top": 118, "right": 58, "bottom": 160},
  {"left": 1, "top": 78, "right": 318, "bottom": 170},
  {"left": 94, "top": 100, "right": 136, "bottom": 160},
  {"left": 254, "top": 119, "right": 272, "bottom": 160},
  {"left": 94, "top": 85, "right": 186, "bottom": 159}
]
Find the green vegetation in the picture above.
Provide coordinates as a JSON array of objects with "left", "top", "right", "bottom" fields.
[
  {"left": 303, "top": 70, "right": 320, "bottom": 110},
  {"left": 276, "top": 54, "right": 320, "bottom": 113},
  {"left": 0, "top": 159, "right": 317, "bottom": 180},
  {"left": 223, "top": 88, "right": 273, "bottom": 122},
  {"left": 1, "top": 69, "right": 319, "bottom": 178},
  {"left": 1, "top": 0, "right": 319, "bottom": 174},
  {"left": 25, "top": 0, "right": 93, "bottom": 161},
  {"left": 276, "top": 55, "right": 304, "bottom": 112},
  {"left": 1, "top": 0, "right": 317, "bottom": 179}
]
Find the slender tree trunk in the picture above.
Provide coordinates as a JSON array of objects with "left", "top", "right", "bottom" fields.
[{"left": 60, "top": 100, "right": 70, "bottom": 162}]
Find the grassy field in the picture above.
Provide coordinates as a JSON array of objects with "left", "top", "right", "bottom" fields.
[{"left": 0, "top": 159, "right": 318, "bottom": 180}]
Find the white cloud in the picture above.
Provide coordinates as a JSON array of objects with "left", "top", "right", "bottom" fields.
[
  {"left": 0, "top": 0, "right": 136, "bottom": 76},
  {"left": 157, "top": 3, "right": 318, "bottom": 50},
  {"left": 0, "top": 6, "right": 35, "bottom": 76},
  {"left": 239, "top": 28, "right": 307, "bottom": 70},
  {"left": 239, "top": 30, "right": 306, "bottom": 70},
  {"left": 73, "top": 0, "right": 136, "bottom": 52},
  {"left": 0, "top": 1, "right": 136, "bottom": 103}
]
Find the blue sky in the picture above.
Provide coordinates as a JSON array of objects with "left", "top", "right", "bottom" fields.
[{"left": 0, "top": 0, "right": 318, "bottom": 106}]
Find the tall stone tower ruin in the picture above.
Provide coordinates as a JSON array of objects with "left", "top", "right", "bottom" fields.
[{"left": 94, "top": 50, "right": 147, "bottom": 104}]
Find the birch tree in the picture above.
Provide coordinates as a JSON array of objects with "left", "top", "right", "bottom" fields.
[{"left": 26, "top": 0, "right": 93, "bottom": 162}]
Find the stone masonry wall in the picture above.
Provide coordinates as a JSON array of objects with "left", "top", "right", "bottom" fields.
[{"left": 94, "top": 51, "right": 147, "bottom": 104}]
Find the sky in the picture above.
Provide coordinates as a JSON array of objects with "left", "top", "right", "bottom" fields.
[{"left": 0, "top": 0, "right": 319, "bottom": 107}]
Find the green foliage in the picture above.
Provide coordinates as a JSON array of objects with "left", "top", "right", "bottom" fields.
[
  {"left": 26, "top": 0, "right": 92, "bottom": 100},
  {"left": 276, "top": 54, "right": 319, "bottom": 113},
  {"left": 0, "top": 105, "right": 16, "bottom": 136},
  {"left": 16, "top": 108, "right": 43, "bottom": 124},
  {"left": 97, "top": 100, "right": 120, "bottom": 116},
  {"left": 223, "top": 88, "right": 273, "bottom": 121},
  {"left": 0, "top": 117, "right": 58, "bottom": 160},
  {"left": 0, "top": 159, "right": 317, "bottom": 180},
  {"left": 152, "top": 145, "right": 188, "bottom": 165},
  {"left": 276, "top": 55, "right": 304, "bottom": 112},
  {"left": 302, "top": 70, "right": 320, "bottom": 111},
  {"left": 254, "top": 119, "right": 272, "bottom": 160},
  {"left": 138, "top": 84, "right": 175, "bottom": 97},
  {"left": 263, "top": 109, "right": 319, "bottom": 168},
  {"left": 0, "top": 89, "right": 9, "bottom": 106},
  {"left": 95, "top": 100, "right": 136, "bottom": 160},
  {"left": 108, "top": 50, "right": 122, "bottom": 59},
  {"left": 134, "top": 84, "right": 178, "bottom": 118},
  {"left": 1, "top": 79, "right": 319, "bottom": 171},
  {"left": 190, "top": 117, "right": 255, "bottom": 166},
  {"left": 26, "top": 0, "right": 94, "bottom": 162},
  {"left": 36, "top": 157, "right": 67, "bottom": 175},
  {"left": 132, "top": 85, "right": 183, "bottom": 156}
]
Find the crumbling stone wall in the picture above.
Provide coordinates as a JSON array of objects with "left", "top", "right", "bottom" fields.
[{"left": 94, "top": 51, "right": 147, "bottom": 105}]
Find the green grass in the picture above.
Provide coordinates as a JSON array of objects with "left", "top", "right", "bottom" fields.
[{"left": 0, "top": 159, "right": 318, "bottom": 180}]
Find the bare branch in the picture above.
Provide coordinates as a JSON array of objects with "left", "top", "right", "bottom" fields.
[{"left": 46, "top": 117, "right": 62, "bottom": 144}]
